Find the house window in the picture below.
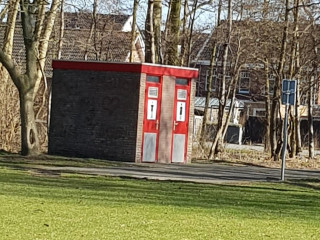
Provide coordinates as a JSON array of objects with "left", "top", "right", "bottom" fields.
[
  {"left": 253, "top": 108, "right": 266, "bottom": 117},
  {"left": 268, "top": 74, "right": 275, "bottom": 94},
  {"left": 217, "top": 73, "right": 230, "bottom": 85},
  {"left": 300, "top": 94, "right": 307, "bottom": 105},
  {"left": 205, "top": 70, "right": 217, "bottom": 91},
  {"left": 239, "top": 72, "right": 250, "bottom": 94}
]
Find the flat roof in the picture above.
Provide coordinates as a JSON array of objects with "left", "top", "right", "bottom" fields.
[{"left": 52, "top": 60, "right": 199, "bottom": 79}]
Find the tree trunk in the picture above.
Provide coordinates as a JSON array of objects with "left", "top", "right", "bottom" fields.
[
  {"left": 271, "top": 0, "right": 289, "bottom": 161},
  {"left": 1, "top": 0, "right": 19, "bottom": 85},
  {"left": 209, "top": 0, "right": 232, "bottom": 159},
  {"left": 19, "top": 86, "right": 40, "bottom": 155},
  {"left": 179, "top": 0, "right": 189, "bottom": 66},
  {"left": 57, "top": 0, "right": 65, "bottom": 60},
  {"left": 85, "top": 0, "right": 97, "bottom": 60},
  {"left": 185, "top": 0, "right": 198, "bottom": 67},
  {"left": 295, "top": 76, "right": 302, "bottom": 154},
  {"left": 308, "top": 76, "right": 314, "bottom": 158},
  {"left": 288, "top": 0, "right": 299, "bottom": 158},
  {"left": 165, "top": 0, "right": 181, "bottom": 65},
  {"left": 295, "top": 39, "right": 302, "bottom": 155},
  {"left": 199, "top": 1, "right": 222, "bottom": 146},
  {"left": 211, "top": 42, "right": 228, "bottom": 157},
  {"left": 130, "top": 0, "right": 139, "bottom": 62},
  {"left": 262, "top": 0, "right": 269, "bottom": 18},
  {"left": 200, "top": 43, "right": 217, "bottom": 145},
  {"left": 163, "top": 0, "right": 172, "bottom": 57},
  {"left": 153, "top": 0, "right": 162, "bottom": 63},
  {"left": 264, "top": 60, "right": 271, "bottom": 152},
  {"left": 145, "top": 0, "right": 155, "bottom": 63}
]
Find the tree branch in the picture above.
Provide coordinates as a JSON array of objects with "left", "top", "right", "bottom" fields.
[
  {"left": 39, "top": 0, "right": 61, "bottom": 64},
  {"left": 0, "top": 50, "right": 22, "bottom": 88}
]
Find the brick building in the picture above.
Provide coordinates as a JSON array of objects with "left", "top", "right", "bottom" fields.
[{"left": 49, "top": 61, "right": 198, "bottom": 163}]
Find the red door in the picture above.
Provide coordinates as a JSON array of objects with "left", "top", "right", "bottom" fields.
[
  {"left": 172, "top": 78, "right": 190, "bottom": 163},
  {"left": 142, "top": 75, "right": 162, "bottom": 162}
]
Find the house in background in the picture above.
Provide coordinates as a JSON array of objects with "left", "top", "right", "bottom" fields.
[
  {"left": 191, "top": 20, "right": 320, "bottom": 101},
  {"left": 49, "top": 12, "right": 145, "bottom": 64},
  {"left": 0, "top": 12, "right": 145, "bottom": 78},
  {"left": 189, "top": 20, "right": 320, "bottom": 144}
]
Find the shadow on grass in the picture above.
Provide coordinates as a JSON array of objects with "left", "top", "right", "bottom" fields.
[
  {"left": 0, "top": 153, "right": 137, "bottom": 169},
  {"left": 287, "top": 178, "right": 320, "bottom": 191},
  {"left": 0, "top": 167, "right": 319, "bottom": 222},
  {"left": 192, "top": 158, "right": 273, "bottom": 169}
]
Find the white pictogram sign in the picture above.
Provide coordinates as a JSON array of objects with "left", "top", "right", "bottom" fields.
[
  {"left": 176, "top": 101, "right": 186, "bottom": 122},
  {"left": 177, "top": 89, "right": 187, "bottom": 100},
  {"left": 147, "top": 99, "right": 157, "bottom": 120},
  {"left": 148, "top": 87, "right": 158, "bottom": 98}
]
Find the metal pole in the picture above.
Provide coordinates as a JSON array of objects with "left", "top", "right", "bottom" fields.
[
  {"left": 281, "top": 103, "right": 289, "bottom": 181},
  {"left": 280, "top": 81, "right": 291, "bottom": 181}
]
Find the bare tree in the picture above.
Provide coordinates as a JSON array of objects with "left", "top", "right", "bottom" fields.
[
  {"left": 200, "top": 0, "right": 222, "bottom": 145},
  {"left": 288, "top": 0, "right": 300, "bottom": 158},
  {"left": 308, "top": 75, "right": 314, "bottom": 158},
  {"left": 208, "top": 0, "right": 232, "bottom": 159},
  {"left": 264, "top": 59, "right": 271, "bottom": 152},
  {"left": 165, "top": 0, "right": 181, "bottom": 65},
  {"left": 270, "top": 0, "right": 290, "bottom": 161},
  {"left": 179, "top": 0, "right": 190, "bottom": 66},
  {"left": 153, "top": 0, "right": 162, "bottom": 63},
  {"left": 84, "top": 0, "right": 98, "bottom": 60},
  {"left": 0, "top": 0, "right": 20, "bottom": 152},
  {"left": 130, "top": 0, "right": 139, "bottom": 62},
  {"left": 58, "top": 0, "right": 65, "bottom": 59},
  {"left": 0, "top": 0, "right": 61, "bottom": 155},
  {"left": 145, "top": 0, "right": 155, "bottom": 63},
  {"left": 144, "top": 0, "right": 162, "bottom": 63}
]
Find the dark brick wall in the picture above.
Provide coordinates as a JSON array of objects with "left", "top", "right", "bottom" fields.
[{"left": 48, "top": 69, "right": 141, "bottom": 161}]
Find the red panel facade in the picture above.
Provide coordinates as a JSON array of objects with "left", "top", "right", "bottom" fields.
[
  {"left": 141, "top": 76, "right": 163, "bottom": 162},
  {"left": 172, "top": 80, "right": 191, "bottom": 163},
  {"left": 51, "top": 60, "right": 198, "bottom": 163}
]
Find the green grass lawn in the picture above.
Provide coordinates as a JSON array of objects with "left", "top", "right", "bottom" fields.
[
  {"left": 0, "top": 152, "right": 130, "bottom": 168},
  {"left": 0, "top": 166, "right": 319, "bottom": 240}
]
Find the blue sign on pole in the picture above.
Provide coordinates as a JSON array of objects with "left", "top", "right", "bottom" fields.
[
  {"left": 281, "top": 79, "right": 296, "bottom": 105},
  {"left": 280, "top": 79, "right": 297, "bottom": 181}
]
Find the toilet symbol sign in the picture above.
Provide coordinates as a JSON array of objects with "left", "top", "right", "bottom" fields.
[
  {"left": 147, "top": 99, "right": 157, "bottom": 120},
  {"left": 176, "top": 101, "right": 186, "bottom": 121}
]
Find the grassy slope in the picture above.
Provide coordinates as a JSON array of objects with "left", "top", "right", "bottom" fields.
[{"left": 0, "top": 167, "right": 319, "bottom": 240}]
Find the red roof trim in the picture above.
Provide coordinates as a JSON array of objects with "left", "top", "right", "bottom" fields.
[
  {"left": 52, "top": 60, "right": 198, "bottom": 78},
  {"left": 141, "top": 64, "right": 198, "bottom": 78},
  {"left": 52, "top": 60, "right": 143, "bottom": 73}
]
